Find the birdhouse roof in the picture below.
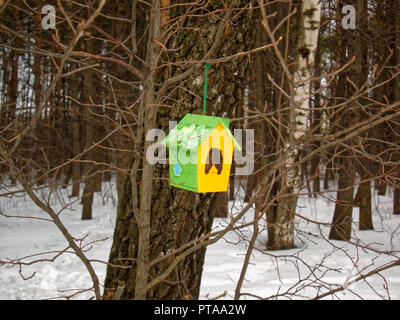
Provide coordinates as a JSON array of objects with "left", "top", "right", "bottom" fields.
[{"left": 161, "top": 113, "right": 241, "bottom": 151}]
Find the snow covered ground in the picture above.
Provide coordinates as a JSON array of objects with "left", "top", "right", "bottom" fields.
[{"left": 1, "top": 181, "right": 400, "bottom": 300}]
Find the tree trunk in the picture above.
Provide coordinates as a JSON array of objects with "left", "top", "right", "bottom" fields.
[
  {"left": 250, "top": 22, "right": 268, "bottom": 214},
  {"left": 70, "top": 73, "right": 81, "bottom": 198},
  {"left": 376, "top": 181, "right": 386, "bottom": 196},
  {"left": 229, "top": 164, "right": 235, "bottom": 201},
  {"left": 80, "top": 39, "right": 104, "bottom": 219},
  {"left": 244, "top": 174, "right": 256, "bottom": 203},
  {"left": 263, "top": 0, "right": 321, "bottom": 250},
  {"left": 103, "top": 0, "right": 254, "bottom": 300},
  {"left": 354, "top": 0, "right": 372, "bottom": 231},
  {"left": 311, "top": 35, "right": 322, "bottom": 196},
  {"left": 105, "top": 0, "right": 139, "bottom": 203},
  {"left": 213, "top": 192, "right": 228, "bottom": 218},
  {"left": 329, "top": 162, "right": 354, "bottom": 241},
  {"left": 8, "top": 36, "right": 19, "bottom": 124},
  {"left": 394, "top": 188, "right": 400, "bottom": 215},
  {"left": 359, "top": 178, "right": 373, "bottom": 230},
  {"left": 81, "top": 179, "right": 95, "bottom": 220},
  {"left": 1, "top": 45, "right": 8, "bottom": 129},
  {"left": 329, "top": 0, "right": 361, "bottom": 241},
  {"left": 323, "top": 166, "right": 332, "bottom": 190},
  {"left": 33, "top": 7, "right": 42, "bottom": 110}
]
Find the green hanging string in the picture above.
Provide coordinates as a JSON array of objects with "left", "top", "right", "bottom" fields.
[{"left": 203, "top": 63, "right": 211, "bottom": 114}]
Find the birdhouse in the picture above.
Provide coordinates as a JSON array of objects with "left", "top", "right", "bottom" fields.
[{"left": 161, "top": 113, "right": 241, "bottom": 193}]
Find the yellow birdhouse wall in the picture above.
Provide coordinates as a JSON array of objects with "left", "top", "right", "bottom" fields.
[{"left": 197, "top": 124, "right": 234, "bottom": 193}]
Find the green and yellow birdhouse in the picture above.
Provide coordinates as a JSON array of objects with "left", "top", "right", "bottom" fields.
[{"left": 161, "top": 113, "right": 241, "bottom": 193}]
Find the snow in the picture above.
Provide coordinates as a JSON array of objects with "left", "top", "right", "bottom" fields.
[{"left": 1, "top": 181, "right": 400, "bottom": 300}]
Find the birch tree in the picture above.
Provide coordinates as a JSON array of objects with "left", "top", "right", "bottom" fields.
[{"left": 260, "top": 0, "right": 321, "bottom": 250}]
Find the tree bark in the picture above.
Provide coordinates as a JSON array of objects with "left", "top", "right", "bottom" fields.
[
  {"left": 311, "top": 34, "right": 321, "bottom": 196},
  {"left": 329, "top": 161, "right": 355, "bottom": 241},
  {"left": 33, "top": 7, "right": 42, "bottom": 110},
  {"left": 359, "top": 178, "right": 373, "bottom": 230},
  {"left": 229, "top": 164, "right": 235, "bottom": 201},
  {"left": 81, "top": 182, "right": 94, "bottom": 220},
  {"left": 213, "top": 192, "right": 228, "bottom": 218},
  {"left": 70, "top": 72, "right": 81, "bottom": 198},
  {"left": 8, "top": 36, "right": 19, "bottom": 123}
]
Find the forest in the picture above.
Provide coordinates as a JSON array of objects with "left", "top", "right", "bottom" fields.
[{"left": 0, "top": 0, "right": 400, "bottom": 300}]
